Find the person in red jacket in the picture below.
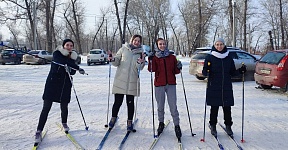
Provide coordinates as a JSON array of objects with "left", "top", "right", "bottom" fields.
[{"left": 148, "top": 38, "right": 183, "bottom": 139}]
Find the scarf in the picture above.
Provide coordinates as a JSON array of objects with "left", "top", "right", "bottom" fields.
[
  {"left": 155, "top": 48, "right": 170, "bottom": 58},
  {"left": 211, "top": 45, "right": 229, "bottom": 59}
]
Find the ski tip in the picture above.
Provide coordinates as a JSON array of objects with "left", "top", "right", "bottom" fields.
[
  {"left": 85, "top": 126, "right": 89, "bottom": 130},
  {"left": 200, "top": 138, "right": 205, "bottom": 142}
]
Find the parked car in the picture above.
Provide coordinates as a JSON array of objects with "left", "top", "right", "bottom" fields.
[
  {"left": 23, "top": 50, "right": 53, "bottom": 65},
  {"left": 0, "top": 49, "right": 25, "bottom": 65},
  {"left": 72, "top": 50, "right": 81, "bottom": 64},
  {"left": 87, "top": 49, "right": 108, "bottom": 65},
  {"left": 254, "top": 49, "right": 288, "bottom": 91},
  {"left": 189, "top": 47, "right": 258, "bottom": 81}
]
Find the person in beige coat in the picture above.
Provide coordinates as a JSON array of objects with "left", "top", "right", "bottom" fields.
[{"left": 108, "top": 34, "right": 145, "bottom": 131}]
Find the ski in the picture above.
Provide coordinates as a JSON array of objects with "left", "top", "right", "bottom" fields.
[
  {"left": 219, "top": 124, "right": 243, "bottom": 150},
  {"left": 149, "top": 120, "right": 171, "bottom": 150},
  {"left": 32, "top": 129, "right": 48, "bottom": 150},
  {"left": 118, "top": 118, "right": 139, "bottom": 150},
  {"left": 56, "top": 123, "right": 85, "bottom": 150},
  {"left": 209, "top": 125, "right": 224, "bottom": 150},
  {"left": 96, "top": 117, "right": 119, "bottom": 150}
]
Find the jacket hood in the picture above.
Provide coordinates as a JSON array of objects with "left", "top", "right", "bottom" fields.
[{"left": 57, "top": 46, "right": 77, "bottom": 60}]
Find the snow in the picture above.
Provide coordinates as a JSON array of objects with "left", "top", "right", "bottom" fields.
[{"left": 0, "top": 56, "right": 287, "bottom": 150}]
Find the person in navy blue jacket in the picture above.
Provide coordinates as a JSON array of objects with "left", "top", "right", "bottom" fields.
[
  {"left": 34, "top": 39, "right": 85, "bottom": 144},
  {"left": 202, "top": 38, "right": 246, "bottom": 136}
]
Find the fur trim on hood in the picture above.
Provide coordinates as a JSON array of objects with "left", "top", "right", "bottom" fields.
[{"left": 57, "top": 47, "right": 78, "bottom": 60}]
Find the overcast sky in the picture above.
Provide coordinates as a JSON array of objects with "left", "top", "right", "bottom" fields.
[{"left": 0, "top": 0, "right": 181, "bottom": 40}]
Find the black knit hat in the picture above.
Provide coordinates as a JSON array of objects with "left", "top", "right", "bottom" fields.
[{"left": 62, "top": 39, "right": 74, "bottom": 47}]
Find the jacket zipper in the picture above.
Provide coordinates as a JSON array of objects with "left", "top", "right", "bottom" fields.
[
  {"left": 221, "top": 60, "right": 225, "bottom": 106},
  {"left": 164, "top": 58, "right": 168, "bottom": 85}
]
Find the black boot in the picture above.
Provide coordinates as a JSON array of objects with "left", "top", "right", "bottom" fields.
[
  {"left": 157, "top": 122, "right": 165, "bottom": 136},
  {"left": 210, "top": 125, "right": 217, "bottom": 136},
  {"left": 174, "top": 125, "right": 182, "bottom": 139},
  {"left": 226, "top": 125, "right": 233, "bottom": 136}
]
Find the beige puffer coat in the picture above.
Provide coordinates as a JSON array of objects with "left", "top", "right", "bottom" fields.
[{"left": 112, "top": 43, "right": 145, "bottom": 96}]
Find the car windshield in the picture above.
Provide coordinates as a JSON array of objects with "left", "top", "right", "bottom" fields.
[
  {"left": 259, "top": 52, "right": 286, "bottom": 64},
  {"left": 192, "top": 53, "right": 208, "bottom": 59},
  {"left": 2, "top": 50, "right": 13, "bottom": 54},
  {"left": 29, "top": 51, "right": 40, "bottom": 54},
  {"left": 90, "top": 50, "right": 101, "bottom": 54}
]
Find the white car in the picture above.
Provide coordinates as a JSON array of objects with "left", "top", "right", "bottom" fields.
[
  {"left": 87, "top": 49, "right": 108, "bottom": 66},
  {"left": 23, "top": 50, "right": 52, "bottom": 65}
]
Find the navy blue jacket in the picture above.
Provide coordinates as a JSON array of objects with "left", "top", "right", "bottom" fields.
[
  {"left": 202, "top": 46, "right": 239, "bottom": 106},
  {"left": 42, "top": 50, "right": 80, "bottom": 103}
]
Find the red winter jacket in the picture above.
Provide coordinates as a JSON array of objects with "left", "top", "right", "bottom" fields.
[{"left": 148, "top": 54, "right": 180, "bottom": 87}]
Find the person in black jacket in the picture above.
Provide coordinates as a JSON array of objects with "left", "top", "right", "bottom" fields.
[
  {"left": 34, "top": 39, "right": 85, "bottom": 143},
  {"left": 202, "top": 38, "right": 246, "bottom": 136}
]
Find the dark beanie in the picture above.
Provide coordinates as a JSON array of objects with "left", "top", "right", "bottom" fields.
[{"left": 62, "top": 39, "right": 74, "bottom": 47}]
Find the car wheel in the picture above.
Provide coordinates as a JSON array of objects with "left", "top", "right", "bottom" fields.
[
  {"left": 1, "top": 62, "right": 5, "bottom": 65},
  {"left": 260, "top": 84, "right": 272, "bottom": 89},
  {"left": 87, "top": 62, "right": 90, "bottom": 66},
  {"left": 196, "top": 76, "right": 206, "bottom": 80},
  {"left": 280, "top": 82, "right": 288, "bottom": 92}
]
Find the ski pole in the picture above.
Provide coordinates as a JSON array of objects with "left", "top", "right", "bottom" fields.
[
  {"left": 180, "top": 70, "right": 196, "bottom": 137},
  {"left": 105, "top": 54, "right": 113, "bottom": 128},
  {"left": 52, "top": 61, "right": 88, "bottom": 75},
  {"left": 241, "top": 63, "right": 246, "bottom": 143},
  {"left": 134, "top": 54, "right": 143, "bottom": 122},
  {"left": 64, "top": 65, "right": 89, "bottom": 130},
  {"left": 149, "top": 58, "right": 156, "bottom": 138},
  {"left": 201, "top": 61, "right": 210, "bottom": 142}
]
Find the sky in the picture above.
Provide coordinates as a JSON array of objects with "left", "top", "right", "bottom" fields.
[
  {"left": 0, "top": 56, "right": 288, "bottom": 149},
  {"left": 0, "top": 0, "right": 181, "bottom": 40}
]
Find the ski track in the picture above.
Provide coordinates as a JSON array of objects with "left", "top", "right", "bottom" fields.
[{"left": 0, "top": 57, "right": 287, "bottom": 150}]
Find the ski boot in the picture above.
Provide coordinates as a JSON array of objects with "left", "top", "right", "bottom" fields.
[
  {"left": 157, "top": 122, "right": 165, "bottom": 136},
  {"left": 127, "top": 120, "right": 134, "bottom": 131},
  {"left": 62, "top": 123, "right": 70, "bottom": 133},
  {"left": 175, "top": 125, "right": 182, "bottom": 140},
  {"left": 226, "top": 125, "right": 233, "bottom": 136},
  {"left": 34, "top": 130, "right": 42, "bottom": 143},
  {"left": 210, "top": 124, "right": 217, "bottom": 136},
  {"left": 108, "top": 117, "right": 117, "bottom": 129}
]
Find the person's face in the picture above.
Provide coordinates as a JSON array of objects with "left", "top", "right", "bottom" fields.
[
  {"left": 214, "top": 41, "right": 224, "bottom": 51},
  {"left": 132, "top": 37, "right": 141, "bottom": 47},
  {"left": 157, "top": 40, "right": 166, "bottom": 51},
  {"left": 64, "top": 42, "right": 74, "bottom": 52}
]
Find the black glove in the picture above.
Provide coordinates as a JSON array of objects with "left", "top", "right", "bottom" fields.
[
  {"left": 147, "top": 52, "right": 154, "bottom": 60},
  {"left": 177, "top": 60, "right": 182, "bottom": 70},
  {"left": 238, "top": 65, "right": 247, "bottom": 74},
  {"left": 79, "top": 68, "right": 85, "bottom": 74}
]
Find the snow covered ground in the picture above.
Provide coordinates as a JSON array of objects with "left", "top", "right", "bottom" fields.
[{"left": 0, "top": 56, "right": 287, "bottom": 150}]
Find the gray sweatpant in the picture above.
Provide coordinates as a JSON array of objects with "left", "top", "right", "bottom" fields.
[{"left": 155, "top": 84, "right": 180, "bottom": 126}]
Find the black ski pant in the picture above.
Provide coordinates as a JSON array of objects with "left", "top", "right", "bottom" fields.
[
  {"left": 209, "top": 106, "right": 233, "bottom": 126},
  {"left": 111, "top": 94, "right": 134, "bottom": 120},
  {"left": 36, "top": 100, "right": 69, "bottom": 131}
]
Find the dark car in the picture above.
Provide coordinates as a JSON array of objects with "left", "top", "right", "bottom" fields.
[
  {"left": 0, "top": 49, "right": 25, "bottom": 65},
  {"left": 254, "top": 49, "right": 288, "bottom": 91},
  {"left": 189, "top": 47, "right": 258, "bottom": 81}
]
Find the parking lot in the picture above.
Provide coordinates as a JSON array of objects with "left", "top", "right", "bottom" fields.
[{"left": 0, "top": 57, "right": 287, "bottom": 149}]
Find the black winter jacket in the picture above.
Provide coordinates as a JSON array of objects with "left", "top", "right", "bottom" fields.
[
  {"left": 202, "top": 46, "right": 240, "bottom": 106},
  {"left": 42, "top": 49, "right": 80, "bottom": 103}
]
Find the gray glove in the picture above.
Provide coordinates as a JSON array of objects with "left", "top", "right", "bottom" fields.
[
  {"left": 177, "top": 60, "right": 182, "bottom": 70},
  {"left": 79, "top": 68, "right": 85, "bottom": 74}
]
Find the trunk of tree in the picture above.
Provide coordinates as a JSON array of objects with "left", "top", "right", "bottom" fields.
[
  {"left": 45, "top": 0, "right": 52, "bottom": 52},
  {"left": 279, "top": 0, "right": 285, "bottom": 49},
  {"left": 243, "top": 0, "right": 247, "bottom": 51},
  {"left": 229, "top": 0, "right": 233, "bottom": 41},
  {"left": 71, "top": 0, "right": 82, "bottom": 54}
]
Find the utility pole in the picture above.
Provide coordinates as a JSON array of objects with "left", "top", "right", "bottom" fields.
[{"left": 232, "top": 1, "right": 236, "bottom": 47}]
